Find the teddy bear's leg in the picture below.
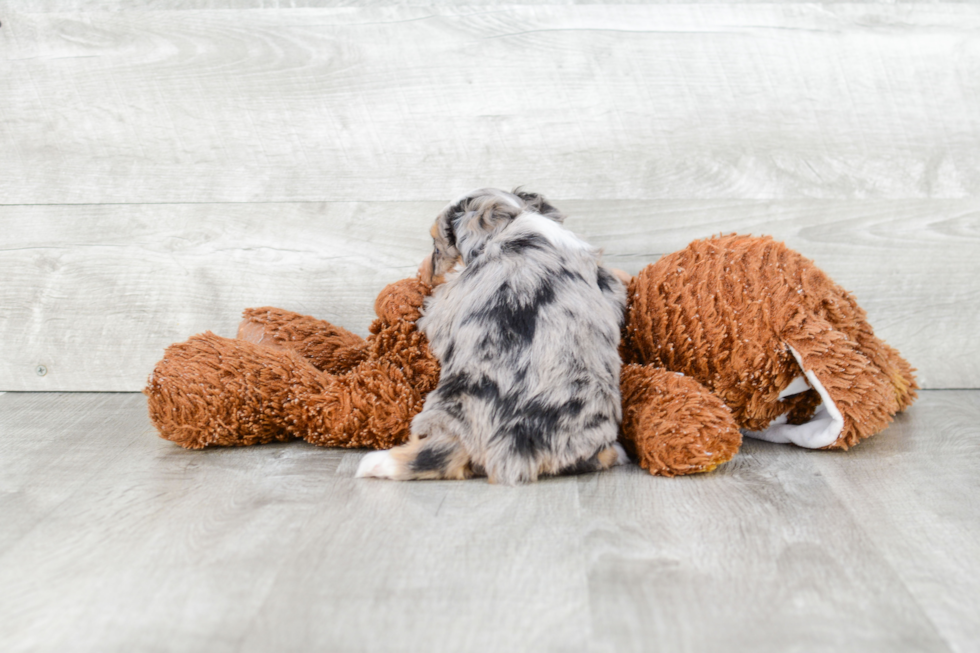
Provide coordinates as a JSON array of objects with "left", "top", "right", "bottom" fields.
[
  {"left": 237, "top": 307, "right": 370, "bottom": 374},
  {"left": 806, "top": 285, "right": 919, "bottom": 417},
  {"left": 620, "top": 364, "right": 742, "bottom": 476},
  {"left": 848, "top": 330, "right": 919, "bottom": 414},
  {"left": 755, "top": 315, "right": 901, "bottom": 450},
  {"left": 146, "top": 327, "right": 433, "bottom": 451},
  {"left": 145, "top": 332, "right": 327, "bottom": 449},
  {"left": 293, "top": 358, "right": 426, "bottom": 450}
]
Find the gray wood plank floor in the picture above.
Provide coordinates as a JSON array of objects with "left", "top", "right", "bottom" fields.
[{"left": 1, "top": 391, "right": 976, "bottom": 653}]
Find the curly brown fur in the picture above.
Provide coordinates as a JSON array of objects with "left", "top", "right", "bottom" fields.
[
  {"left": 145, "top": 333, "right": 318, "bottom": 449},
  {"left": 238, "top": 307, "right": 369, "bottom": 374},
  {"left": 146, "top": 279, "right": 441, "bottom": 451},
  {"left": 620, "top": 365, "right": 741, "bottom": 476},
  {"left": 622, "top": 234, "right": 918, "bottom": 449}
]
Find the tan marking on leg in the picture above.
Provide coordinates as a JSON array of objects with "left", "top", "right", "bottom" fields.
[
  {"left": 388, "top": 436, "right": 474, "bottom": 481},
  {"left": 596, "top": 445, "right": 621, "bottom": 469},
  {"left": 535, "top": 458, "right": 558, "bottom": 479},
  {"left": 385, "top": 438, "right": 424, "bottom": 479},
  {"left": 610, "top": 268, "right": 633, "bottom": 286}
]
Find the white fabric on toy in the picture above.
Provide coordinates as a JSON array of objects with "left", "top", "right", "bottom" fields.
[
  {"left": 777, "top": 375, "right": 810, "bottom": 399},
  {"left": 743, "top": 345, "right": 844, "bottom": 449}
]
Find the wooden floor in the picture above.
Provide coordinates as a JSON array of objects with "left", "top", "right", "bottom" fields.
[{"left": 0, "top": 391, "right": 977, "bottom": 653}]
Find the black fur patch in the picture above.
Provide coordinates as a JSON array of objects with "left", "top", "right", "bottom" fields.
[
  {"left": 436, "top": 372, "right": 586, "bottom": 458},
  {"left": 513, "top": 189, "right": 562, "bottom": 220},
  {"left": 468, "top": 244, "right": 485, "bottom": 261},
  {"left": 465, "top": 282, "right": 557, "bottom": 350},
  {"left": 597, "top": 267, "right": 617, "bottom": 293},
  {"left": 501, "top": 233, "right": 549, "bottom": 255},
  {"left": 503, "top": 398, "right": 585, "bottom": 457},
  {"left": 436, "top": 372, "right": 485, "bottom": 401},
  {"left": 411, "top": 445, "right": 452, "bottom": 473},
  {"left": 583, "top": 413, "right": 611, "bottom": 429},
  {"left": 444, "top": 398, "right": 465, "bottom": 421},
  {"left": 559, "top": 451, "right": 603, "bottom": 475},
  {"left": 444, "top": 202, "right": 464, "bottom": 248}
]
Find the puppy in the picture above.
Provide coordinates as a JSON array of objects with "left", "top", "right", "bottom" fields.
[{"left": 357, "top": 188, "right": 628, "bottom": 484}]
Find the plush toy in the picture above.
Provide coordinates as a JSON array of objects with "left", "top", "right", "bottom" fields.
[
  {"left": 622, "top": 234, "right": 918, "bottom": 451},
  {"left": 145, "top": 234, "right": 916, "bottom": 476},
  {"left": 146, "top": 278, "right": 441, "bottom": 451}
]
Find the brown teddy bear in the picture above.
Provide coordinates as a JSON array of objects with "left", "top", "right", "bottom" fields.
[
  {"left": 623, "top": 234, "right": 917, "bottom": 452},
  {"left": 145, "top": 234, "right": 916, "bottom": 476}
]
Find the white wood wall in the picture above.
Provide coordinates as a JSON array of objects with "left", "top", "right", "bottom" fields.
[{"left": 1, "top": 3, "right": 978, "bottom": 391}]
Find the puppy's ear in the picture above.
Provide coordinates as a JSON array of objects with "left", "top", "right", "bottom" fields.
[
  {"left": 427, "top": 205, "right": 465, "bottom": 285},
  {"left": 512, "top": 188, "right": 565, "bottom": 223},
  {"left": 451, "top": 194, "right": 522, "bottom": 263},
  {"left": 434, "top": 204, "right": 461, "bottom": 254}
]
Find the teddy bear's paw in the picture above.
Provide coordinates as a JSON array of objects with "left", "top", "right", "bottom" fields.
[{"left": 356, "top": 450, "right": 398, "bottom": 479}]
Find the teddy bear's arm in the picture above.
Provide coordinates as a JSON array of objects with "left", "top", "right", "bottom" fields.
[
  {"left": 238, "top": 307, "right": 371, "bottom": 375},
  {"left": 234, "top": 277, "right": 433, "bottom": 376}
]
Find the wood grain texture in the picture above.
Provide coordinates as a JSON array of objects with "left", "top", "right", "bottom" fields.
[
  {"left": 237, "top": 459, "right": 590, "bottom": 653},
  {"left": 579, "top": 447, "right": 949, "bottom": 653},
  {"left": 1, "top": 199, "right": 975, "bottom": 391},
  {"left": 0, "top": 392, "right": 590, "bottom": 653},
  {"left": 13, "top": 0, "right": 972, "bottom": 10},
  {"left": 0, "top": 390, "right": 977, "bottom": 652},
  {"left": 2, "top": 5, "right": 979, "bottom": 203},
  {"left": 0, "top": 201, "right": 438, "bottom": 391},
  {"left": 0, "top": 393, "right": 149, "bottom": 556},
  {"left": 811, "top": 391, "right": 980, "bottom": 653}
]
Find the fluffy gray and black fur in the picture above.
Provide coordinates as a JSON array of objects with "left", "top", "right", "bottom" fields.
[{"left": 357, "top": 188, "right": 627, "bottom": 485}]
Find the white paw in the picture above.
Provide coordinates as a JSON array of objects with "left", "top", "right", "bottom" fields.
[
  {"left": 612, "top": 442, "right": 630, "bottom": 466},
  {"left": 356, "top": 450, "right": 398, "bottom": 479}
]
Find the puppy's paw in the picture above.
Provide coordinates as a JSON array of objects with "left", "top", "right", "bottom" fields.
[
  {"left": 356, "top": 450, "right": 398, "bottom": 479},
  {"left": 612, "top": 442, "right": 630, "bottom": 466}
]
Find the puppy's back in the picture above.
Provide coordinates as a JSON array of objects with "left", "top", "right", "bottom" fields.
[{"left": 419, "top": 211, "right": 627, "bottom": 483}]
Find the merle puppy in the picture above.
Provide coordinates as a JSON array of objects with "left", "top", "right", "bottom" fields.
[{"left": 357, "top": 188, "right": 628, "bottom": 484}]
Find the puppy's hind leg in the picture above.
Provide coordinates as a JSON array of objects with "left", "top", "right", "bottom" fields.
[
  {"left": 356, "top": 433, "right": 472, "bottom": 481},
  {"left": 605, "top": 443, "right": 631, "bottom": 467},
  {"left": 556, "top": 443, "right": 630, "bottom": 476}
]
